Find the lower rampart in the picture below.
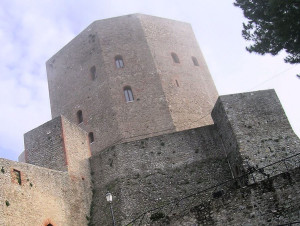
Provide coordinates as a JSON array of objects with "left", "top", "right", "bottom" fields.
[
  {"left": 90, "top": 125, "right": 232, "bottom": 225},
  {"left": 0, "top": 158, "right": 91, "bottom": 226},
  {"left": 149, "top": 166, "right": 300, "bottom": 226}
]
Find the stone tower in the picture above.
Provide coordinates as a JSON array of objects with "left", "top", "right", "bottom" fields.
[{"left": 46, "top": 14, "right": 218, "bottom": 154}]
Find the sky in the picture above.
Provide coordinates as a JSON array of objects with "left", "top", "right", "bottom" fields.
[{"left": 0, "top": 0, "right": 299, "bottom": 161}]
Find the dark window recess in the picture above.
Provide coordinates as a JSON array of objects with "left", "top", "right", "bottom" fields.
[
  {"left": 212, "top": 190, "right": 224, "bottom": 198},
  {"left": 90, "top": 66, "right": 96, "bottom": 80},
  {"left": 47, "top": 224, "right": 53, "bottom": 226},
  {"left": 192, "top": 56, "right": 199, "bottom": 66},
  {"left": 171, "top": 52, "right": 180, "bottom": 63},
  {"left": 77, "top": 110, "right": 83, "bottom": 124},
  {"left": 89, "top": 132, "right": 94, "bottom": 143},
  {"left": 175, "top": 80, "right": 179, "bottom": 87},
  {"left": 13, "top": 169, "right": 21, "bottom": 185},
  {"left": 124, "top": 86, "right": 134, "bottom": 102},
  {"left": 235, "top": 165, "right": 240, "bottom": 176},
  {"left": 115, "top": 55, "right": 124, "bottom": 68}
]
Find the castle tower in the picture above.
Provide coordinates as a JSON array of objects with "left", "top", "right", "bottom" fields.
[
  {"left": 5, "top": 14, "right": 300, "bottom": 226},
  {"left": 46, "top": 14, "right": 218, "bottom": 154}
]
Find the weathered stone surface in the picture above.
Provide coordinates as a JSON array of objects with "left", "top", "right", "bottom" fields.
[
  {"left": 162, "top": 167, "right": 300, "bottom": 226},
  {"left": 24, "top": 116, "right": 67, "bottom": 171},
  {"left": 46, "top": 14, "right": 218, "bottom": 155},
  {"left": 0, "top": 158, "right": 90, "bottom": 226},
  {"left": 1, "top": 14, "right": 299, "bottom": 226},
  {"left": 90, "top": 126, "right": 232, "bottom": 225},
  {"left": 212, "top": 90, "right": 300, "bottom": 183},
  {"left": 9, "top": 116, "right": 93, "bottom": 225}
]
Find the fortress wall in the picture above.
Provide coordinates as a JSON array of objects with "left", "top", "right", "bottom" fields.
[
  {"left": 24, "top": 116, "right": 67, "bottom": 171},
  {"left": 24, "top": 116, "right": 93, "bottom": 178},
  {"left": 164, "top": 167, "right": 300, "bottom": 226},
  {"left": 90, "top": 126, "right": 232, "bottom": 225},
  {"left": 212, "top": 89, "right": 300, "bottom": 180},
  {"left": 211, "top": 93, "right": 243, "bottom": 178},
  {"left": 138, "top": 14, "right": 218, "bottom": 131},
  {"left": 0, "top": 158, "right": 90, "bottom": 226},
  {"left": 62, "top": 116, "right": 91, "bottom": 178}
]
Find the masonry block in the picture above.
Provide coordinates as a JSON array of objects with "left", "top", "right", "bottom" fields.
[{"left": 212, "top": 89, "right": 300, "bottom": 182}]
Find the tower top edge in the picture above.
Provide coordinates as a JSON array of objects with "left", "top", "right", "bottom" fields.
[{"left": 46, "top": 13, "right": 191, "bottom": 64}]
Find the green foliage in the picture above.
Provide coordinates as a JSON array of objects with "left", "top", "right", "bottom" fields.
[
  {"left": 234, "top": 0, "right": 300, "bottom": 64},
  {"left": 1, "top": 167, "right": 4, "bottom": 174},
  {"left": 5, "top": 200, "right": 10, "bottom": 207}
]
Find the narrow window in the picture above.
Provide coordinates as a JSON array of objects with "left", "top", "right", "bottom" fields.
[
  {"left": 175, "top": 80, "right": 179, "bottom": 87},
  {"left": 89, "top": 132, "right": 94, "bottom": 144},
  {"left": 77, "top": 110, "right": 83, "bottom": 124},
  {"left": 235, "top": 165, "right": 240, "bottom": 177},
  {"left": 115, "top": 55, "right": 124, "bottom": 68},
  {"left": 124, "top": 86, "right": 134, "bottom": 102},
  {"left": 13, "top": 169, "right": 21, "bottom": 185},
  {"left": 90, "top": 66, "right": 96, "bottom": 80},
  {"left": 171, "top": 52, "right": 180, "bottom": 63},
  {"left": 192, "top": 56, "right": 199, "bottom": 66}
]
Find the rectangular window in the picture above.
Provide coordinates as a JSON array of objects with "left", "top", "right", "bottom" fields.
[
  {"left": 124, "top": 87, "right": 134, "bottom": 102},
  {"left": 13, "top": 169, "right": 21, "bottom": 185}
]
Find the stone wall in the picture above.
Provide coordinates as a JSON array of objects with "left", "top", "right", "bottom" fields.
[
  {"left": 61, "top": 116, "right": 92, "bottom": 180},
  {"left": 212, "top": 89, "right": 300, "bottom": 182},
  {"left": 0, "top": 158, "right": 91, "bottom": 226},
  {"left": 160, "top": 167, "right": 300, "bottom": 226},
  {"left": 24, "top": 116, "right": 67, "bottom": 171},
  {"left": 24, "top": 116, "right": 92, "bottom": 180},
  {"left": 46, "top": 14, "right": 218, "bottom": 155},
  {"left": 139, "top": 14, "right": 218, "bottom": 131},
  {"left": 88, "top": 89, "right": 300, "bottom": 225},
  {"left": 19, "top": 116, "right": 93, "bottom": 225},
  {"left": 90, "top": 126, "right": 232, "bottom": 225}
]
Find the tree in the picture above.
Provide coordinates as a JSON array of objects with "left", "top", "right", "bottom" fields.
[{"left": 234, "top": 0, "right": 300, "bottom": 64}]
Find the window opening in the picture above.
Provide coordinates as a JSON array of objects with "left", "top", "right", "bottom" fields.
[
  {"left": 13, "top": 169, "right": 21, "bottom": 185},
  {"left": 77, "top": 110, "right": 83, "bottom": 124},
  {"left": 192, "top": 56, "right": 199, "bottom": 66},
  {"left": 89, "top": 132, "right": 94, "bottom": 144},
  {"left": 124, "top": 86, "right": 134, "bottom": 102},
  {"left": 115, "top": 55, "right": 124, "bottom": 68},
  {"left": 175, "top": 80, "right": 179, "bottom": 87},
  {"left": 171, "top": 52, "right": 180, "bottom": 63},
  {"left": 90, "top": 66, "right": 96, "bottom": 80},
  {"left": 235, "top": 165, "right": 240, "bottom": 177}
]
